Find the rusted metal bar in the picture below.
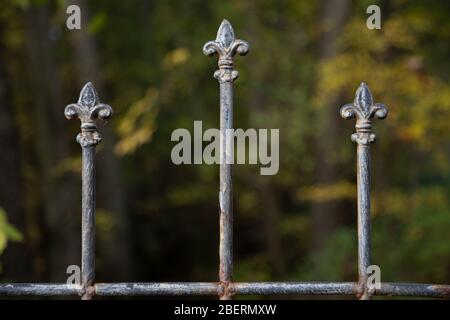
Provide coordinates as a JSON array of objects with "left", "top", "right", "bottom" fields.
[
  {"left": 228, "top": 282, "right": 449, "bottom": 298},
  {"left": 95, "top": 283, "right": 219, "bottom": 296},
  {"left": 376, "top": 283, "right": 450, "bottom": 298},
  {"left": 341, "top": 83, "right": 388, "bottom": 300},
  {"left": 0, "top": 284, "right": 82, "bottom": 296},
  {"left": 2, "top": 282, "right": 448, "bottom": 298},
  {"left": 203, "top": 20, "right": 249, "bottom": 300},
  {"left": 233, "top": 282, "right": 357, "bottom": 296},
  {"left": 64, "top": 82, "right": 113, "bottom": 300},
  {"left": 95, "top": 282, "right": 356, "bottom": 297}
]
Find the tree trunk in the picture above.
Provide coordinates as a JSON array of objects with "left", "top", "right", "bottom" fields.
[
  {"left": 242, "top": 3, "right": 286, "bottom": 279},
  {"left": 0, "top": 21, "right": 34, "bottom": 281},
  {"left": 24, "top": 5, "right": 80, "bottom": 281},
  {"left": 259, "top": 180, "right": 285, "bottom": 278},
  {"left": 68, "top": 0, "right": 133, "bottom": 280},
  {"left": 311, "top": 0, "right": 351, "bottom": 251}
]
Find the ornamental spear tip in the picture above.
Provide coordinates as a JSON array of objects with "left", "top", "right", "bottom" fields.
[
  {"left": 203, "top": 19, "right": 249, "bottom": 83},
  {"left": 64, "top": 82, "right": 113, "bottom": 147},
  {"left": 340, "top": 82, "right": 388, "bottom": 145}
]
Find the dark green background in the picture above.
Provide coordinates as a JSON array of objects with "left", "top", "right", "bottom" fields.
[{"left": 0, "top": 0, "right": 449, "bottom": 299}]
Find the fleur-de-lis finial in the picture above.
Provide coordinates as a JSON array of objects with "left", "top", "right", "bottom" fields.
[
  {"left": 340, "top": 83, "right": 388, "bottom": 145},
  {"left": 64, "top": 82, "right": 113, "bottom": 147},
  {"left": 203, "top": 19, "right": 249, "bottom": 83}
]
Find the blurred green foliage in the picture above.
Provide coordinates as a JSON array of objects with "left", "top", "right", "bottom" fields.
[{"left": 0, "top": 208, "right": 23, "bottom": 271}]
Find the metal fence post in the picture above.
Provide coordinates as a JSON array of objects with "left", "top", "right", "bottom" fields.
[
  {"left": 340, "top": 83, "right": 388, "bottom": 300},
  {"left": 64, "top": 82, "right": 113, "bottom": 299},
  {"left": 203, "top": 20, "right": 249, "bottom": 300}
]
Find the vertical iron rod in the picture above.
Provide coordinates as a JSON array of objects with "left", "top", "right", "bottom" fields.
[
  {"left": 64, "top": 82, "right": 113, "bottom": 300},
  {"left": 356, "top": 143, "right": 371, "bottom": 299},
  {"left": 81, "top": 145, "right": 96, "bottom": 299},
  {"left": 340, "top": 82, "right": 387, "bottom": 300},
  {"left": 203, "top": 20, "right": 249, "bottom": 300},
  {"left": 219, "top": 80, "right": 233, "bottom": 299}
]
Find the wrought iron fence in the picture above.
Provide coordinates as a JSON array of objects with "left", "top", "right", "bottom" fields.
[{"left": 0, "top": 20, "right": 449, "bottom": 300}]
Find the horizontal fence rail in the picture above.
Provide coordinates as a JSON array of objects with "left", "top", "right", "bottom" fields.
[
  {"left": 1, "top": 282, "right": 449, "bottom": 298},
  {"left": 0, "top": 20, "right": 449, "bottom": 300}
]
